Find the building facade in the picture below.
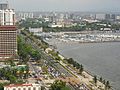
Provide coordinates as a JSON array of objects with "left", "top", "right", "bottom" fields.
[
  {"left": 0, "top": 2, "right": 17, "bottom": 60},
  {"left": 95, "top": 14, "right": 106, "bottom": 20},
  {"left": 0, "top": 26, "right": 17, "bottom": 60},
  {"left": 18, "top": 12, "right": 34, "bottom": 20},
  {"left": 0, "top": 3, "right": 8, "bottom": 10},
  {"left": 4, "top": 84, "right": 41, "bottom": 90},
  {"left": 29, "top": 27, "right": 43, "bottom": 35},
  {"left": 0, "top": 9, "right": 15, "bottom": 25}
]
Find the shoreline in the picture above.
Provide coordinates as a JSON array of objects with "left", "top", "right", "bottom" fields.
[
  {"left": 58, "top": 39, "right": 120, "bottom": 44},
  {"left": 57, "top": 50, "right": 115, "bottom": 90},
  {"left": 47, "top": 47, "right": 106, "bottom": 89},
  {"left": 46, "top": 39, "right": 116, "bottom": 90}
]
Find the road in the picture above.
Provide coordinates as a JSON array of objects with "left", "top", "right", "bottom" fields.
[
  {"left": 28, "top": 61, "right": 44, "bottom": 85},
  {"left": 20, "top": 32, "right": 89, "bottom": 90},
  {"left": 25, "top": 36, "right": 73, "bottom": 77}
]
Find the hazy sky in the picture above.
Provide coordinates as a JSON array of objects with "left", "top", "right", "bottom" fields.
[{"left": 6, "top": 0, "right": 120, "bottom": 12}]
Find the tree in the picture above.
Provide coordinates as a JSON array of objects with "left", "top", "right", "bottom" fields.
[
  {"left": 9, "top": 75, "right": 17, "bottom": 83},
  {"left": 99, "top": 77, "right": 103, "bottom": 82},
  {"left": 79, "top": 64, "right": 84, "bottom": 74},
  {"left": 0, "top": 67, "right": 19, "bottom": 84},
  {"left": 103, "top": 80, "right": 106, "bottom": 84},
  {"left": 67, "top": 58, "right": 74, "bottom": 64},
  {"left": 0, "top": 83, "right": 9, "bottom": 90},
  {"left": 12, "top": 68, "right": 17, "bottom": 77},
  {"left": 75, "top": 63, "right": 80, "bottom": 69},
  {"left": 23, "top": 55, "right": 30, "bottom": 64},
  {"left": 5, "top": 58, "right": 15, "bottom": 66},
  {"left": 51, "top": 80, "right": 66, "bottom": 90},
  {"left": 0, "top": 83, "right": 4, "bottom": 90},
  {"left": 105, "top": 81, "right": 110, "bottom": 90},
  {"left": 93, "top": 75, "right": 97, "bottom": 85},
  {"left": 31, "top": 50, "right": 41, "bottom": 60},
  {"left": 16, "top": 79, "right": 24, "bottom": 84},
  {"left": 24, "top": 65, "right": 29, "bottom": 79}
]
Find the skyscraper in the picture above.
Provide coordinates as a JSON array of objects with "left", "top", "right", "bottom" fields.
[
  {"left": 0, "top": 2, "right": 17, "bottom": 60},
  {"left": 0, "top": 1, "right": 8, "bottom": 10},
  {"left": 95, "top": 14, "right": 106, "bottom": 20},
  {"left": 0, "top": 9, "right": 15, "bottom": 25}
]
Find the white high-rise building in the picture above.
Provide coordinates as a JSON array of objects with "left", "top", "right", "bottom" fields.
[
  {"left": 96, "top": 14, "right": 106, "bottom": 20},
  {"left": 0, "top": 2, "right": 17, "bottom": 60},
  {"left": 0, "top": 9, "right": 15, "bottom": 25},
  {"left": 18, "top": 12, "right": 34, "bottom": 19}
]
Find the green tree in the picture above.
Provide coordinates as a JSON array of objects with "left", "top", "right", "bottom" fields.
[
  {"left": 103, "top": 80, "right": 106, "bottom": 84},
  {"left": 9, "top": 75, "right": 17, "bottom": 83},
  {"left": 93, "top": 75, "right": 97, "bottom": 85},
  {"left": 12, "top": 68, "right": 17, "bottom": 77},
  {"left": 0, "top": 83, "right": 9, "bottom": 90},
  {"left": 99, "top": 77, "right": 103, "bottom": 82},
  {"left": 0, "top": 83, "right": 4, "bottom": 90},
  {"left": 51, "top": 80, "right": 66, "bottom": 90},
  {"left": 79, "top": 64, "right": 84, "bottom": 74},
  {"left": 24, "top": 65, "right": 29, "bottom": 79},
  {"left": 105, "top": 81, "right": 110, "bottom": 90}
]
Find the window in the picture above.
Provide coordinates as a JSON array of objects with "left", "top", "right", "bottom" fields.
[
  {"left": 28, "top": 87, "right": 31, "bottom": 90},
  {"left": 23, "top": 88, "right": 26, "bottom": 90},
  {"left": 13, "top": 88, "right": 16, "bottom": 90},
  {"left": 38, "top": 87, "right": 41, "bottom": 90},
  {"left": 33, "top": 87, "right": 36, "bottom": 90}
]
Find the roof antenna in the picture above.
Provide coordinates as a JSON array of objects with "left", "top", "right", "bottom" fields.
[{"left": 6, "top": 0, "right": 9, "bottom": 9}]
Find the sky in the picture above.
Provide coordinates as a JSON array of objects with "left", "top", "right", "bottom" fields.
[{"left": 5, "top": 0, "right": 120, "bottom": 12}]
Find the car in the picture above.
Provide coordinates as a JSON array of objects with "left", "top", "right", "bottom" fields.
[{"left": 34, "top": 75, "right": 38, "bottom": 78}]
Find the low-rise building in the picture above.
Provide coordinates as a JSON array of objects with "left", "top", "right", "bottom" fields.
[
  {"left": 4, "top": 84, "right": 41, "bottom": 90},
  {"left": 48, "top": 24, "right": 63, "bottom": 28},
  {"left": 116, "top": 15, "right": 120, "bottom": 20},
  {"left": 18, "top": 12, "right": 34, "bottom": 20},
  {"left": 29, "top": 27, "right": 43, "bottom": 34},
  {"left": 96, "top": 14, "right": 106, "bottom": 20}
]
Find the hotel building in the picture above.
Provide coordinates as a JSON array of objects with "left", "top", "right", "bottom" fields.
[{"left": 0, "top": 3, "right": 17, "bottom": 60}]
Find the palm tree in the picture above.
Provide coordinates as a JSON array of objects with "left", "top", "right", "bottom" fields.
[
  {"left": 19, "top": 67, "right": 25, "bottom": 79},
  {"left": 24, "top": 65, "right": 29, "bottom": 79},
  {"left": 5, "top": 56, "right": 15, "bottom": 66},
  {"left": 51, "top": 80, "right": 66, "bottom": 90},
  {"left": 9, "top": 75, "right": 17, "bottom": 84},
  {"left": 99, "top": 77, "right": 103, "bottom": 82},
  {"left": 93, "top": 75, "right": 97, "bottom": 85},
  {"left": 0, "top": 69, "right": 4, "bottom": 79},
  {"left": 105, "top": 81, "right": 110, "bottom": 90},
  {"left": 12, "top": 68, "right": 18, "bottom": 77},
  {"left": 103, "top": 80, "right": 106, "bottom": 84},
  {"left": 79, "top": 64, "right": 84, "bottom": 75}
]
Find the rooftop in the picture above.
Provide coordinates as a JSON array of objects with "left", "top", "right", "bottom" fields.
[
  {"left": 4, "top": 84, "right": 33, "bottom": 87},
  {"left": 0, "top": 25, "right": 17, "bottom": 30},
  {"left": 4, "top": 84, "right": 41, "bottom": 88}
]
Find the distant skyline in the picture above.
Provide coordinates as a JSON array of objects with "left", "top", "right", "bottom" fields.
[{"left": 4, "top": 0, "right": 120, "bottom": 12}]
